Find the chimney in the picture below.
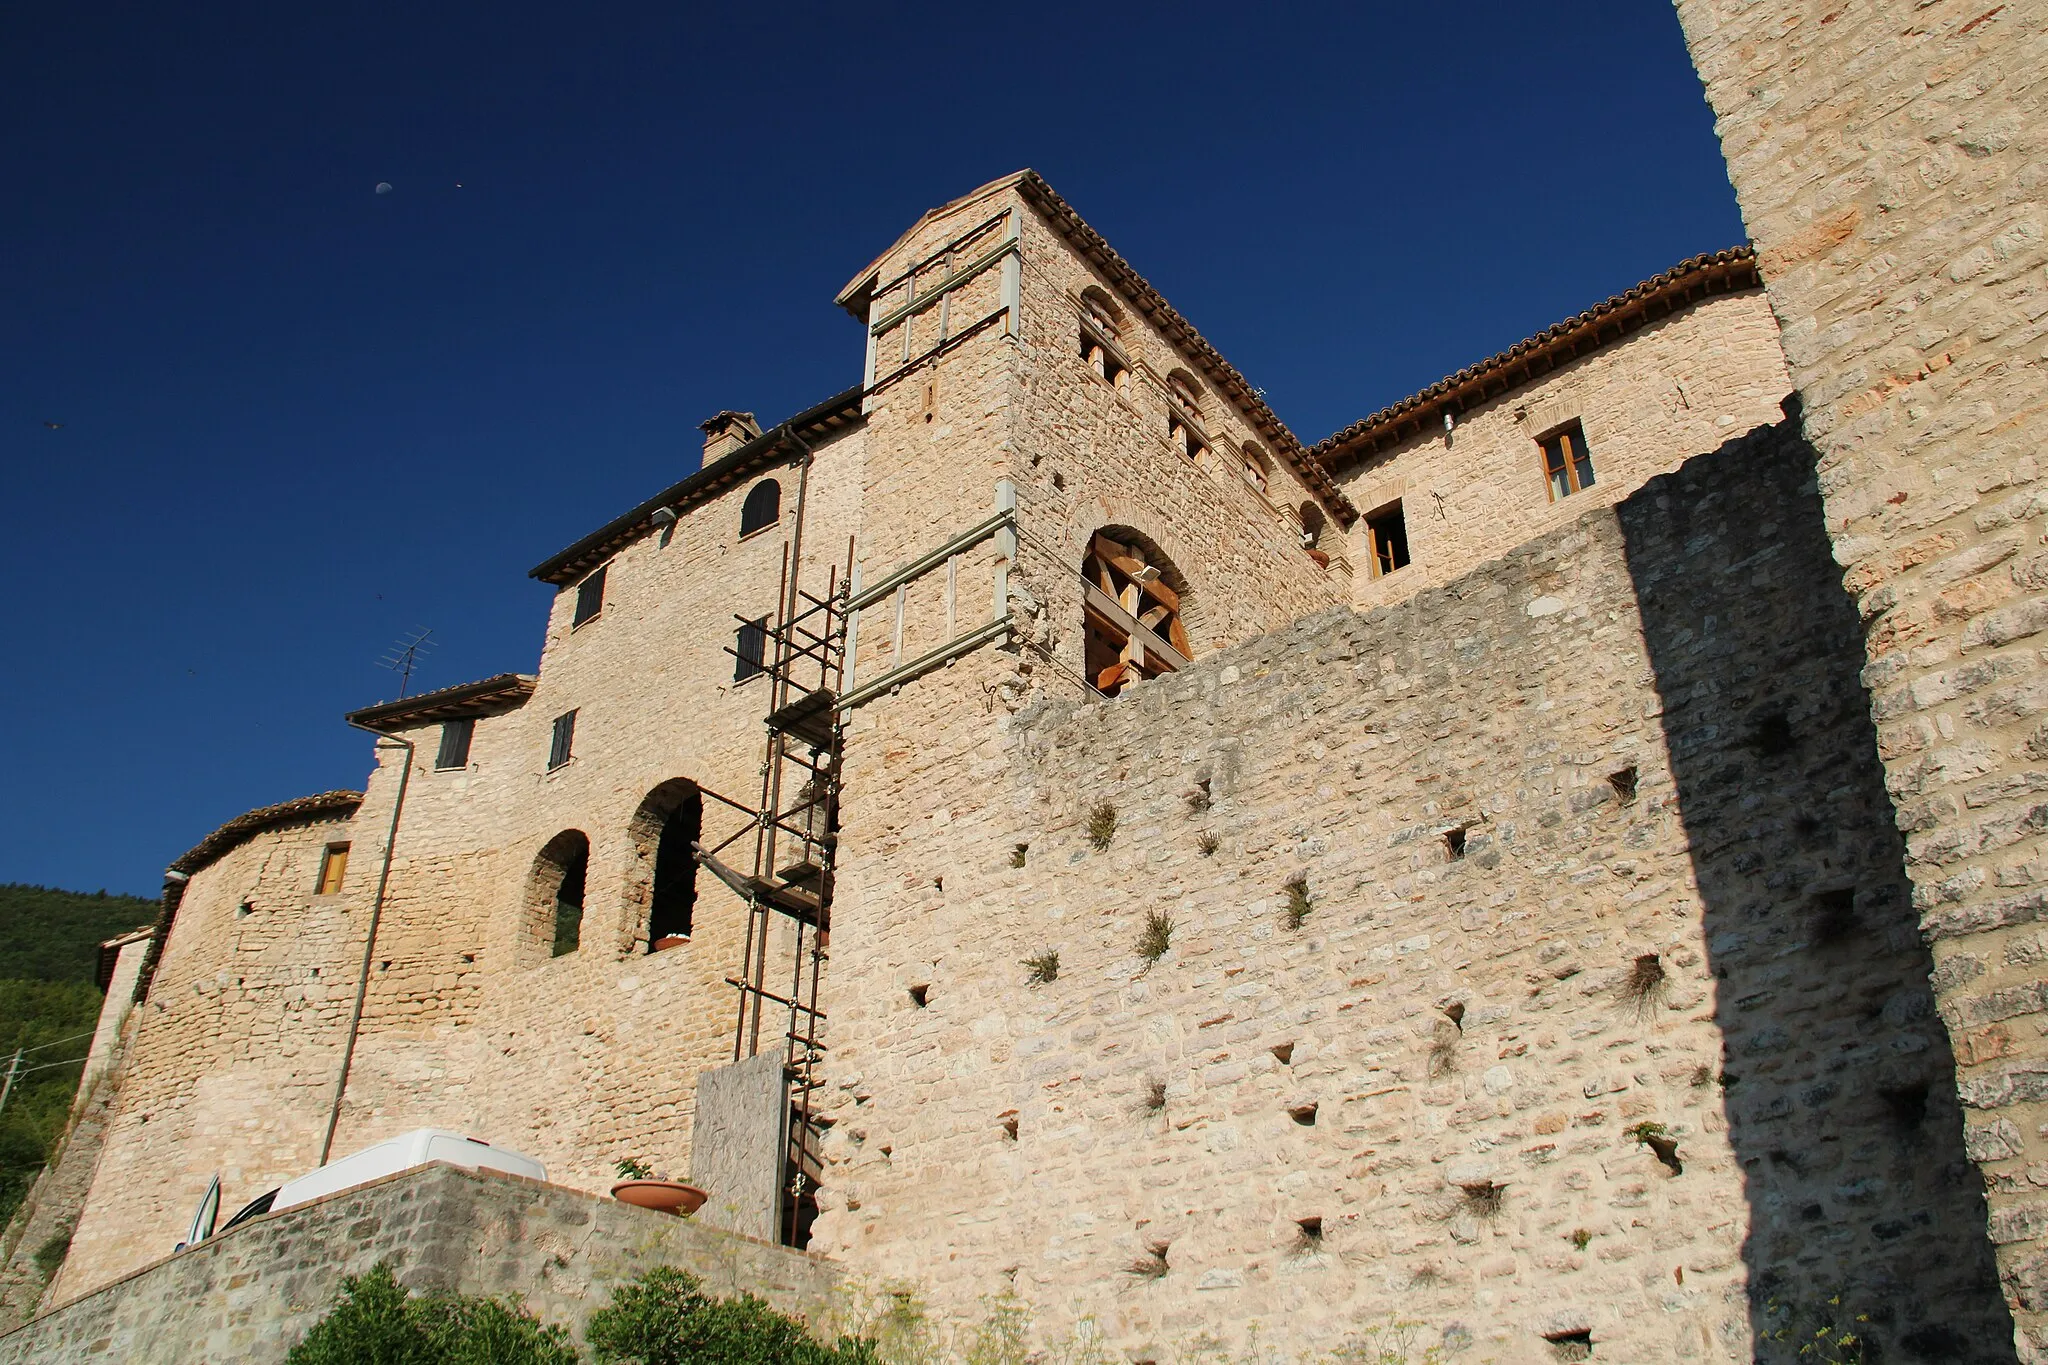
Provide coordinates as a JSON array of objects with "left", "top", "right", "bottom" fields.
[{"left": 699, "top": 410, "right": 762, "bottom": 463}]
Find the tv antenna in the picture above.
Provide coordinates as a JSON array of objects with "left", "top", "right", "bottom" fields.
[{"left": 376, "top": 627, "right": 435, "bottom": 698}]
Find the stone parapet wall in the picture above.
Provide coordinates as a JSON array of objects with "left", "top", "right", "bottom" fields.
[
  {"left": 809, "top": 417, "right": 2012, "bottom": 1361},
  {"left": 1672, "top": 1, "right": 2048, "bottom": 1354},
  {"left": 0, "top": 1163, "right": 842, "bottom": 1364}
]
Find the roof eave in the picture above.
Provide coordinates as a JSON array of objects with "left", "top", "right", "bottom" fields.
[
  {"left": 345, "top": 673, "right": 537, "bottom": 729},
  {"left": 1011, "top": 172, "right": 1358, "bottom": 526},
  {"left": 528, "top": 386, "right": 864, "bottom": 586},
  {"left": 1312, "top": 248, "right": 1763, "bottom": 471}
]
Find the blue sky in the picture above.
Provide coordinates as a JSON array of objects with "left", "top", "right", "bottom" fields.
[{"left": 0, "top": 2, "right": 1745, "bottom": 896}]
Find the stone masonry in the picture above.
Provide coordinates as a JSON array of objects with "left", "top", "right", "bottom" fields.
[
  {"left": 809, "top": 416, "right": 2010, "bottom": 1361},
  {"left": 3, "top": 1163, "right": 840, "bottom": 1364},
  {"left": 18, "top": 153, "right": 1967, "bottom": 1362},
  {"left": 1672, "top": 1, "right": 2048, "bottom": 1355}
]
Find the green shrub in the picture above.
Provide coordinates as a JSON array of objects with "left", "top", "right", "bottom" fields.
[
  {"left": 586, "top": 1266, "right": 877, "bottom": 1365},
  {"left": 285, "top": 1263, "right": 576, "bottom": 1365}
]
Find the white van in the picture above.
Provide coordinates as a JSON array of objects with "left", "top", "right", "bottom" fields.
[{"left": 212, "top": 1129, "right": 546, "bottom": 1236}]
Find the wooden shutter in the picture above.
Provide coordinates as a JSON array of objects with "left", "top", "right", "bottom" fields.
[
  {"left": 573, "top": 565, "right": 607, "bottom": 627},
  {"left": 548, "top": 711, "right": 576, "bottom": 770},
  {"left": 436, "top": 718, "right": 474, "bottom": 770}
]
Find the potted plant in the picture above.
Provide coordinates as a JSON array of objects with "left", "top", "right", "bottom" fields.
[{"left": 609, "top": 1158, "right": 708, "bottom": 1216}]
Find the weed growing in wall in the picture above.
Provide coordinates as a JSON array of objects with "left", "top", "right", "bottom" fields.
[
  {"left": 1136, "top": 909, "right": 1174, "bottom": 967},
  {"left": 1282, "top": 875, "right": 1313, "bottom": 930},
  {"left": 1568, "top": 1227, "right": 1593, "bottom": 1250},
  {"left": 1022, "top": 949, "right": 1059, "bottom": 984},
  {"left": 1087, "top": 803, "right": 1117, "bottom": 851},
  {"left": 1624, "top": 1121, "right": 1683, "bottom": 1174},
  {"left": 1619, "top": 953, "right": 1667, "bottom": 1020},
  {"left": 1009, "top": 843, "right": 1028, "bottom": 868},
  {"left": 1196, "top": 831, "right": 1219, "bottom": 857}
]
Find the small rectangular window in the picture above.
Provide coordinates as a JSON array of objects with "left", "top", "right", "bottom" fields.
[
  {"left": 572, "top": 565, "right": 607, "bottom": 627},
  {"left": 548, "top": 710, "right": 577, "bottom": 771},
  {"left": 435, "top": 718, "right": 475, "bottom": 770},
  {"left": 1365, "top": 501, "right": 1411, "bottom": 578},
  {"left": 734, "top": 617, "right": 768, "bottom": 682},
  {"left": 1080, "top": 327, "right": 1129, "bottom": 390},
  {"left": 316, "top": 844, "right": 350, "bottom": 895},
  {"left": 1541, "top": 422, "right": 1596, "bottom": 501}
]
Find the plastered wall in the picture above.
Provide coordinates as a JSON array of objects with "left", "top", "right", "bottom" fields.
[{"left": 1672, "top": 1, "right": 2048, "bottom": 1355}]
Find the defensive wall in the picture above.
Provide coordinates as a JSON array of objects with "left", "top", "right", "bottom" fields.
[
  {"left": 1673, "top": 1, "right": 2048, "bottom": 1355},
  {"left": 2, "top": 1163, "right": 840, "bottom": 1364},
  {"left": 810, "top": 414, "right": 2013, "bottom": 1361},
  {"left": 13, "top": 155, "right": 1923, "bottom": 1361}
]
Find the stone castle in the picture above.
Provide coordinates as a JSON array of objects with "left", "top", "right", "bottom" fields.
[{"left": 4, "top": 6, "right": 2045, "bottom": 1360}]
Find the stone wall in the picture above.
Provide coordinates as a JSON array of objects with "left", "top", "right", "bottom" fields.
[
  {"left": 0, "top": 1163, "right": 842, "bottom": 1364},
  {"left": 808, "top": 417, "right": 2012, "bottom": 1361},
  {"left": 1329, "top": 288, "right": 1791, "bottom": 608},
  {"left": 1672, "top": 1, "right": 2048, "bottom": 1354},
  {"left": 56, "top": 424, "right": 871, "bottom": 1297}
]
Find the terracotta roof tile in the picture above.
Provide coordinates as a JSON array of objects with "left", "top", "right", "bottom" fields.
[{"left": 1312, "top": 248, "right": 1762, "bottom": 470}]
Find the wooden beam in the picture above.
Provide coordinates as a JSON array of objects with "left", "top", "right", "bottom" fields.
[{"left": 1084, "top": 580, "right": 1190, "bottom": 670}]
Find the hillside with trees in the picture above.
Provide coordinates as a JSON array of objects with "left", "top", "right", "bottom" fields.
[{"left": 0, "top": 884, "right": 157, "bottom": 1228}]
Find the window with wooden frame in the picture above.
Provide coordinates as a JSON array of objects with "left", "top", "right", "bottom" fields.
[
  {"left": 1365, "top": 501, "right": 1411, "bottom": 578},
  {"left": 1081, "top": 531, "right": 1192, "bottom": 697},
  {"left": 1165, "top": 371, "right": 1209, "bottom": 462},
  {"left": 315, "top": 843, "right": 350, "bottom": 896},
  {"left": 547, "top": 710, "right": 577, "bottom": 771},
  {"left": 733, "top": 616, "right": 768, "bottom": 682},
  {"left": 1540, "top": 421, "right": 1596, "bottom": 501},
  {"left": 572, "top": 564, "right": 607, "bottom": 627},
  {"left": 740, "top": 479, "right": 781, "bottom": 538},
  {"left": 435, "top": 718, "right": 474, "bottom": 770},
  {"left": 1239, "top": 441, "right": 1272, "bottom": 495},
  {"left": 1078, "top": 288, "right": 1131, "bottom": 392}
]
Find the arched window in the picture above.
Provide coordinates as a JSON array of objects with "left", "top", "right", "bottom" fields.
[
  {"left": 1082, "top": 529, "right": 1192, "bottom": 697},
  {"left": 1239, "top": 441, "right": 1272, "bottom": 495},
  {"left": 1078, "top": 287, "right": 1130, "bottom": 392},
  {"left": 1165, "top": 370, "right": 1208, "bottom": 461},
  {"left": 526, "top": 830, "right": 589, "bottom": 960},
  {"left": 629, "top": 780, "right": 701, "bottom": 952},
  {"left": 1299, "top": 502, "right": 1327, "bottom": 548},
  {"left": 740, "top": 479, "right": 781, "bottom": 538}
]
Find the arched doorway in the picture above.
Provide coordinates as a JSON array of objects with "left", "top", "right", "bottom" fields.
[{"left": 1082, "top": 528, "right": 1193, "bottom": 696}]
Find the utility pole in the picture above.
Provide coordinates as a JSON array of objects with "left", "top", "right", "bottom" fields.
[{"left": 0, "top": 1048, "right": 22, "bottom": 1118}]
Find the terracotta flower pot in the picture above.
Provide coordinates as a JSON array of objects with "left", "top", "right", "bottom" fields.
[
  {"left": 652, "top": 935, "right": 689, "bottom": 952},
  {"left": 610, "top": 1180, "right": 708, "bottom": 1216}
]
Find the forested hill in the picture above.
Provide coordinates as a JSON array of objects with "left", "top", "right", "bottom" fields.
[{"left": 0, "top": 884, "right": 156, "bottom": 984}]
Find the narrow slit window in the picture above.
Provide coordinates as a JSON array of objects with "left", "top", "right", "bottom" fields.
[
  {"left": 547, "top": 710, "right": 577, "bottom": 771},
  {"left": 1541, "top": 422, "right": 1596, "bottom": 501},
  {"left": 1365, "top": 501, "right": 1410, "bottom": 578},
  {"left": 435, "top": 718, "right": 475, "bottom": 770},
  {"left": 734, "top": 617, "right": 769, "bottom": 682},
  {"left": 572, "top": 564, "right": 607, "bottom": 627},
  {"left": 316, "top": 843, "right": 350, "bottom": 896}
]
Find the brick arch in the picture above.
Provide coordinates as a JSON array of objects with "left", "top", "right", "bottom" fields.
[{"left": 623, "top": 779, "right": 701, "bottom": 954}]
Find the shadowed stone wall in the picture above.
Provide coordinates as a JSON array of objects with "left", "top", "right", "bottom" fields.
[{"left": 1673, "top": 2, "right": 2048, "bottom": 1354}]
